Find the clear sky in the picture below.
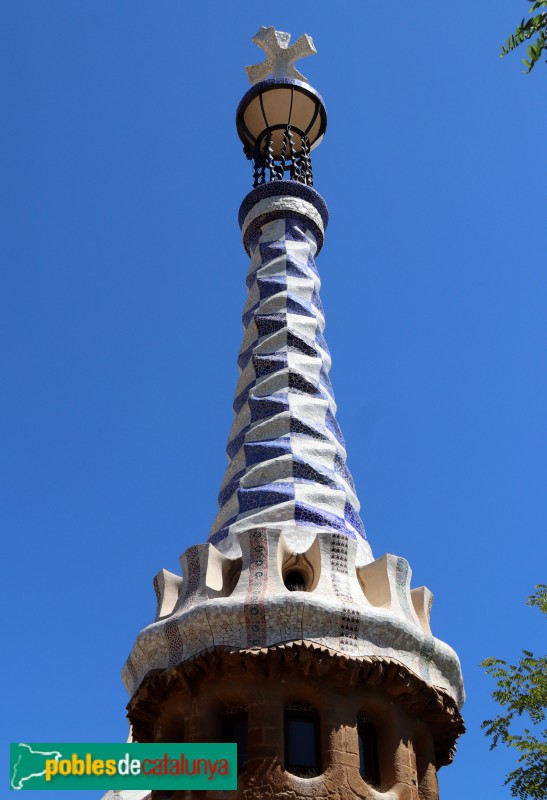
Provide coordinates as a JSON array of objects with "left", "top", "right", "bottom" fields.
[{"left": 2, "top": 2, "right": 546, "bottom": 799}]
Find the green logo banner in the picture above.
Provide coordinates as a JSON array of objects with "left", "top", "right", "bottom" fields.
[{"left": 10, "top": 743, "right": 237, "bottom": 790}]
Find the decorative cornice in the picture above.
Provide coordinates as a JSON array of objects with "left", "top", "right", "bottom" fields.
[
  {"left": 122, "top": 528, "right": 464, "bottom": 711},
  {"left": 128, "top": 642, "right": 465, "bottom": 767}
]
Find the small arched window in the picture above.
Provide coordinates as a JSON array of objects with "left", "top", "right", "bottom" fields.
[
  {"left": 358, "top": 714, "right": 380, "bottom": 788},
  {"left": 284, "top": 706, "right": 321, "bottom": 777},
  {"left": 222, "top": 710, "right": 248, "bottom": 774},
  {"left": 283, "top": 570, "right": 307, "bottom": 591}
]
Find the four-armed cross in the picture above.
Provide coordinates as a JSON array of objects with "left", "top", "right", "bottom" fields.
[{"left": 245, "top": 26, "right": 317, "bottom": 85}]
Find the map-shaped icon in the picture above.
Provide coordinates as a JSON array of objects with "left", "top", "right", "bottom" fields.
[{"left": 10, "top": 743, "right": 62, "bottom": 790}]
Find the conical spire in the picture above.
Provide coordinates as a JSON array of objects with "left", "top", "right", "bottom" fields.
[{"left": 208, "top": 188, "right": 371, "bottom": 564}]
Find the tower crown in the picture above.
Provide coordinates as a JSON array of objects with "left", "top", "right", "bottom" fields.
[{"left": 237, "top": 28, "right": 327, "bottom": 187}]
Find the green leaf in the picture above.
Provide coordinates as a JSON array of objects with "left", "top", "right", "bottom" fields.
[
  {"left": 502, "top": 3, "right": 547, "bottom": 72},
  {"left": 481, "top": 586, "right": 547, "bottom": 798}
]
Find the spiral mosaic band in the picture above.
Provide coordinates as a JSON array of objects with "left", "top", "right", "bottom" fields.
[{"left": 209, "top": 184, "right": 367, "bottom": 555}]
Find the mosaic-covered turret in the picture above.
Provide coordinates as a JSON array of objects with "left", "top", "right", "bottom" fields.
[
  {"left": 209, "top": 183, "right": 369, "bottom": 556},
  {"left": 119, "top": 28, "right": 465, "bottom": 800}
]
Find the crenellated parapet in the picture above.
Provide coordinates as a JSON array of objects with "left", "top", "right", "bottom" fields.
[{"left": 123, "top": 526, "right": 464, "bottom": 711}]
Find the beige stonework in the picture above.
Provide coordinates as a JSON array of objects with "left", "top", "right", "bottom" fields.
[{"left": 127, "top": 644, "right": 464, "bottom": 800}]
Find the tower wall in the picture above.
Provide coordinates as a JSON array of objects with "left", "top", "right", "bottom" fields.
[{"left": 129, "top": 646, "right": 460, "bottom": 800}]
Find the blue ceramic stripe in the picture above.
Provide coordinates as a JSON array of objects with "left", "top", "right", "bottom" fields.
[{"left": 209, "top": 204, "right": 366, "bottom": 547}]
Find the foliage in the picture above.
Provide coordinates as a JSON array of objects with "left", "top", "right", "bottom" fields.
[
  {"left": 501, "top": 1, "right": 547, "bottom": 73},
  {"left": 481, "top": 585, "right": 547, "bottom": 799}
]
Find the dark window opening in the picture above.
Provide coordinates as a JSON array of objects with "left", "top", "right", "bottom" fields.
[
  {"left": 284, "top": 570, "right": 307, "bottom": 591},
  {"left": 285, "top": 708, "right": 321, "bottom": 777},
  {"left": 222, "top": 711, "right": 248, "bottom": 774},
  {"left": 358, "top": 715, "right": 380, "bottom": 788}
]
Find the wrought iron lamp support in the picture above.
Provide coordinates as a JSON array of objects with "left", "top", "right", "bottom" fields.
[{"left": 249, "top": 125, "right": 314, "bottom": 187}]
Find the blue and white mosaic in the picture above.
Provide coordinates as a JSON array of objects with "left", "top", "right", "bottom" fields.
[{"left": 209, "top": 184, "right": 369, "bottom": 557}]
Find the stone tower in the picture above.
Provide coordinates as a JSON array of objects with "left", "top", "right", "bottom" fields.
[{"left": 118, "top": 28, "right": 465, "bottom": 800}]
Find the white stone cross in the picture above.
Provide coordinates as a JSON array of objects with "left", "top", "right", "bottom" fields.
[{"left": 245, "top": 27, "right": 317, "bottom": 85}]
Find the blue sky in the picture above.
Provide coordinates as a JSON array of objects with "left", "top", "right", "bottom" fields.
[{"left": 2, "top": 2, "right": 546, "bottom": 798}]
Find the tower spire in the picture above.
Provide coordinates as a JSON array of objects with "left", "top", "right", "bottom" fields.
[
  {"left": 210, "top": 36, "right": 371, "bottom": 557},
  {"left": 208, "top": 180, "right": 370, "bottom": 561}
]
